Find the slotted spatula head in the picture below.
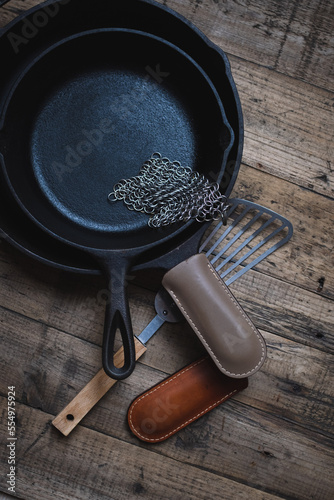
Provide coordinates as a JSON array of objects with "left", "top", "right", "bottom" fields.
[{"left": 199, "top": 198, "right": 293, "bottom": 285}]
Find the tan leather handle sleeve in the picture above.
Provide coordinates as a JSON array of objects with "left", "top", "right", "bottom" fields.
[{"left": 162, "top": 253, "right": 266, "bottom": 378}]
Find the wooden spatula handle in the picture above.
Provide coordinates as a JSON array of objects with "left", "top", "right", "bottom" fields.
[{"left": 52, "top": 337, "right": 146, "bottom": 436}]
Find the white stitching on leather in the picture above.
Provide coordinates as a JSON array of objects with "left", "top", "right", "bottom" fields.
[
  {"left": 128, "top": 358, "right": 239, "bottom": 442},
  {"left": 166, "top": 261, "right": 266, "bottom": 377}
]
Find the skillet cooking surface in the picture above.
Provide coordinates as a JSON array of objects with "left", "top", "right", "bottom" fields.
[{"left": 3, "top": 29, "right": 232, "bottom": 250}]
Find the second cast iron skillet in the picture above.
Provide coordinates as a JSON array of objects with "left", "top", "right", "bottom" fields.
[
  {"left": 0, "top": 0, "right": 243, "bottom": 275},
  {"left": 0, "top": 27, "right": 234, "bottom": 379}
]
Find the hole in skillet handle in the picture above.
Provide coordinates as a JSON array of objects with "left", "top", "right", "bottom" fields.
[
  {"left": 102, "top": 306, "right": 136, "bottom": 380},
  {"left": 93, "top": 252, "right": 136, "bottom": 380}
]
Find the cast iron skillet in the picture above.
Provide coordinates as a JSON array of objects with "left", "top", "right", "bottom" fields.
[
  {"left": 0, "top": 26, "right": 234, "bottom": 379},
  {"left": 0, "top": 0, "right": 243, "bottom": 275}
]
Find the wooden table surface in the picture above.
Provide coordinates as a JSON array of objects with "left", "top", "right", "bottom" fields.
[{"left": 0, "top": 1, "right": 333, "bottom": 499}]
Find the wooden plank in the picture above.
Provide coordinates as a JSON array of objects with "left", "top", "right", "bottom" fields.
[
  {"left": 52, "top": 337, "right": 147, "bottom": 436},
  {"left": 0, "top": 244, "right": 158, "bottom": 344},
  {"left": 272, "top": 0, "right": 334, "bottom": 90},
  {"left": 0, "top": 250, "right": 205, "bottom": 368},
  {"left": 232, "top": 165, "right": 334, "bottom": 299},
  {"left": 0, "top": 493, "right": 20, "bottom": 500},
  {"left": 53, "top": 332, "right": 334, "bottom": 440},
  {"left": 0, "top": 305, "right": 204, "bottom": 412},
  {"left": 0, "top": 400, "right": 285, "bottom": 500},
  {"left": 1, "top": 304, "right": 333, "bottom": 440},
  {"left": 50, "top": 327, "right": 334, "bottom": 440},
  {"left": 160, "top": 0, "right": 287, "bottom": 69},
  {"left": 244, "top": 331, "right": 334, "bottom": 437},
  {"left": 1, "top": 394, "right": 333, "bottom": 500},
  {"left": 0, "top": 0, "right": 44, "bottom": 28},
  {"left": 208, "top": 400, "right": 334, "bottom": 500},
  {"left": 78, "top": 372, "right": 334, "bottom": 500},
  {"left": 230, "top": 271, "right": 334, "bottom": 352},
  {"left": 229, "top": 58, "right": 334, "bottom": 197},
  {"left": 159, "top": 0, "right": 334, "bottom": 91}
]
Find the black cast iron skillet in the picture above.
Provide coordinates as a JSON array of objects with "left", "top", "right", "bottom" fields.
[
  {"left": 0, "top": 0, "right": 243, "bottom": 275},
  {"left": 0, "top": 27, "right": 234, "bottom": 379}
]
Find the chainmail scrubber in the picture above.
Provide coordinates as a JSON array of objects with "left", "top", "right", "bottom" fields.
[{"left": 108, "top": 153, "right": 230, "bottom": 227}]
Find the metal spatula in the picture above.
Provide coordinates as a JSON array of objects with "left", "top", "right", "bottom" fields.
[
  {"left": 52, "top": 198, "right": 293, "bottom": 435},
  {"left": 142, "top": 197, "right": 293, "bottom": 339}
]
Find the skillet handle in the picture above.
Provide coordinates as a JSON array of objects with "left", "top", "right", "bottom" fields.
[{"left": 94, "top": 253, "right": 136, "bottom": 380}]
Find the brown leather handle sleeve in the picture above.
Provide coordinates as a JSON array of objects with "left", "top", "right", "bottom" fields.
[
  {"left": 128, "top": 356, "right": 248, "bottom": 443},
  {"left": 162, "top": 253, "right": 266, "bottom": 378}
]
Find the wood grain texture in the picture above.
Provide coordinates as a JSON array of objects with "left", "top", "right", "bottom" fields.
[
  {"left": 231, "top": 59, "right": 334, "bottom": 197},
  {"left": 1, "top": 400, "right": 290, "bottom": 500},
  {"left": 52, "top": 337, "right": 147, "bottom": 436},
  {"left": 0, "top": 292, "right": 333, "bottom": 498},
  {"left": 158, "top": 0, "right": 334, "bottom": 91},
  {"left": 0, "top": 0, "right": 333, "bottom": 499}
]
